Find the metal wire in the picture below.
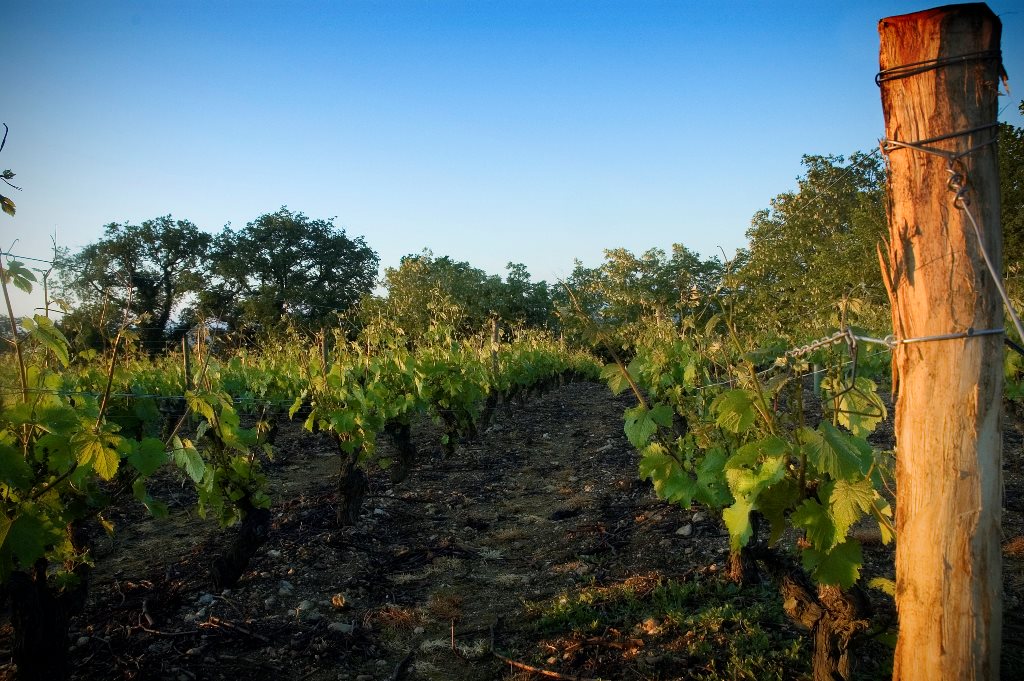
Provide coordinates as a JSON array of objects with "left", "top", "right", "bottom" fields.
[
  {"left": 879, "top": 124, "right": 1024, "bottom": 346},
  {"left": 875, "top": 49, "right": 1002, "bottom": 85}
]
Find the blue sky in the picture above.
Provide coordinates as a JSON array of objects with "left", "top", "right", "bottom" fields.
[{"left": 3, "top": 1, "right": 1023, "bottom": 316}]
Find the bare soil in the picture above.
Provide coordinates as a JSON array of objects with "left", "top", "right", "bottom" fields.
[{"left": 2, "top": 381, "right": 1022, "bottom": 680}]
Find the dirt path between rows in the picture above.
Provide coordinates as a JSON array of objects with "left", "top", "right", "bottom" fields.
[{"left": 3, "top": 381, "right": 1022, "bottom": 680}]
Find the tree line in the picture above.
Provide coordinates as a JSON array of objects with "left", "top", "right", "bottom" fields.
[{"left": 41, "top": 105, "right": 1024, "bottom": 352}]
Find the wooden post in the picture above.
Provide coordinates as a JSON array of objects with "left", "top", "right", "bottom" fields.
[
  {"left": 877, "top": 5, "right": 1003, "bottom": 680},
  {"left": 182, "top": 336, "right": 193, "bottom": 391}
]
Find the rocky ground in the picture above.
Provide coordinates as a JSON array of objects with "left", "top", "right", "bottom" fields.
[{"left": 1, "top": 380, "right": 1022, "bottom": 680}]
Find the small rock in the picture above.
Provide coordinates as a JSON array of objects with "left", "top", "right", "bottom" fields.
[
  {"left": 329, "top": 621, "right": 355, "bottom": 634},
  {"left": 278, "top": 580, "right": 294, "bottom": 596},
  {"left": 76, "top": 636, "right": 90, "bottom": 647},
  {"left": 373, "top": 508, "right": 385, "bottom": 516},
  {"left": 306, "top": 610, "right": 323, "bottom": 621},
  {"left": 675, "top": 524, "right": 693, "bottom": 537},
  {"left": 297, "top": 599, "right": 314, "bottom": 612},
  {"left": 355, "top": 675, "right": 373, "bottom": 681},
  {"left": 692, "top": 511, "right": 708, "bottom": 524},
  {"left": 413, "top": 626, "right": 425, "bottom": 635},
  {"left": 684, "top": 546, "right": 695, "bottom": 555},
  {"left": 264, "top": 596, "right": 277, "bottom": 608},
  {"left": 185, "top": 646, "right": 202, "bottom": 656},
  {"left": 197, "top": 593, "right": 215, "bottom": 606},
  {"left": 267, "top": 549, "right": 282, "bottom": 558}
]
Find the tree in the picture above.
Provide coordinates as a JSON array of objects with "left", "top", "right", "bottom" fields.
[
  {"left": 555, "top": 245, "right": 723, "bottom": 346},
  {"left": 63, "top": 216, "right": 211, "bottom": 351},
  {"left": 203, "top": 207, "right": 378, "bottom": 333},
  {"left": 363, "top": 251, "right": 552, "bottom": 341},
  {"left": 733, "top": 152, "right": 888, "bottom": 340},
  {"left": 1000, "top": 102, "right": 1024, "bottom": 313}
]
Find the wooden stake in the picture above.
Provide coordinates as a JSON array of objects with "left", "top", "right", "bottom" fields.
[{"left": 878, "top": 5, "right": 1003, "bottom": 679}]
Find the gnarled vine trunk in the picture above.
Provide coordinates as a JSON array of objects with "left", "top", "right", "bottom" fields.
[{"left": 210, "top": 502, "right": 272, "bottom": 590}]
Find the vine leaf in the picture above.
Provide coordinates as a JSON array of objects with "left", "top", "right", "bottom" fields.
[
  {"left": 624, "top": 403, "right": 672, "bottom": 448},
  {"left": 802, "top": 539, "right": 863, "bottom": 587},
  {"left": 712, "top": 389, "right": 755, "bottom": 434},
  {"left": 22, "top": 315, "right": 70, "bottom": 367},
  {"left": 800, "top": 422, "right": 872, "bottom": 479},
  {"left": 0, "top": 510, "right": 56, "bottom": 579},
  {"left": 73, "top": 429, "right": 121, "bottom": 480},
  {"left": 601, "top": 362, "right": 633, "bottom": 396},
  {"left": 638, "top": 444, "right": 697, "bottom": 505},
  {"left": 0, "top": 442, "right": 32, "bottom": 491},
  {"left": 3, "top": 260, "right": 34, "bottom": 293},
  {"left": 125, "top": 437, "right": 168, "bottom": 477},
  {"left": 723, "top": 496, "right": 755, "bottom": 550},
  {"left": 791, "top": 497, "right": 836, "bottom": 550},
  {"left": 826, "top": 477, "right": 875, "bottom": 539},
  {"left": 171, "top": 436, "right": 205, "bottom": 483}
]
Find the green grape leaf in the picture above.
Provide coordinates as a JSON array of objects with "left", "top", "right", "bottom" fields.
[
  {"left": 624, "top": 405, "right": 658, "bottom": 448},
  {"left": 171, "top": 437, "right": 205, "bottom": 483},
  {"left": 0, "top": 195, "right": 15, "bottom": 218},
  {"left": 638, "top": 446, "right": 697, "bottom": 505},
  {"left": 722, "top": 496, "right": 755, "bottom": 550},
  {"left": 21, "top": 315, "right": 70, "bottom": 367},
  {"left": 126, "top": 437, "right": 168, "bottom": 477},
  {"left": 132, "top": 478, "right": 169, "bottom": 519},
  {"left": 871, "top": 495, "right": 895, "bottom": 545},
  {"left": 34, "top": 433, "right": 74, "bottom": 473},
  {"left": 73, "top": 428, "right": 121, "bottom": 480},
  {"left": 827, "top": 477, "right": 875, "bottom": 540},
  {"left": 289, "top": 395, "right": 304, "bottom": 419},
  {"left": 185, "top": 391, "right": 215, "bottom": 422},
  {"left": 713, "top": 389, "right": 756, "bottom": 434},
  {"left": 868, "top": 577, "right": 896, "bottom": 596},
  {"left": 724, "top": 436, "right": 788, "bottom": 499},
  {"left": 3, "top": 259, "right": 33, "bottom": 291},
  {"left": 801, "top": 422, "right": 872, "bottom": 479},
  {"left": 802, "top": 539, "right": 863, "bottom": 587},
  {"left": 0, "top": 442, "right": 32, "bottom": 491},
  {"left": 694, "top": 447, "right": 732, "bottom": 507},
  {"left": 791, "top": 497, "right": 836, "bottom": 551},
  {"left": 824, "top": 376, "right": 887, "bottom": 438},
  {"left": 756, "top": 478, "right": 801, "bottom": 545},
  {"left": 601, "top": 363, "right": 634, "bottom": 396},
  {"left": 0, "top": 508, "right": 57, "bottom": 578}
]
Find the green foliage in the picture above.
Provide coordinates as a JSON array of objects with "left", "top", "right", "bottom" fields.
[
  {"left": 603, "top": 315, "right": 893, "bottom": 591},
  {"left": 203, "top": 206, "right": 378, "bottom": 332},
  {"left": 732, "top": 152, "right": 889, "bottom": 340},
  {"left": 555, "top": 244, "right": 723, "bottom": 348},
  {"left": 62, "top": 216, "right": 212, "bottom": 350},
  {"left": 362, "top": 251, "right": 554, "bottom": 343},
  {"left": 528, "top": 576, "right": 809, "bottom": 680}
]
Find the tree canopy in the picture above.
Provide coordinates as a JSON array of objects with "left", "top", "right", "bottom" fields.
[
  {"left": 361, "top": 251, "right": 553, "bottom": 341},
  {"left": 201, "top": 207, "right": 378, "bottom": 332},
  {"left": 62, "top": 216, "right": 211, "bottom": 350},
  {"left": 731, "top": 152, "right": 889, "bottom": 339}
]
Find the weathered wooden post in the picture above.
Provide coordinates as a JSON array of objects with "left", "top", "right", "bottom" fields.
[{"left": 877, "top": 4, "right": 1003, "bottom": 679}]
